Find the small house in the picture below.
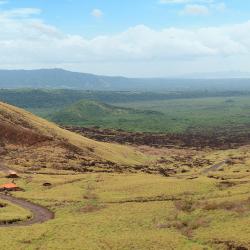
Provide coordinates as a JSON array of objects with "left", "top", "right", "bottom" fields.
[
  {"left": 0, "top": 183, "right": 23, "bottom": 192},
  {"left": 6, "top": 171, "right": 19, "bottom": 179}
]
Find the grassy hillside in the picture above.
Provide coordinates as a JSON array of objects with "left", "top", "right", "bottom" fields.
[
  {"left": 0, "top": 102, "right": 146, "bottom": 167},
  {"left": 1, "top": 143, "right": 250, "bottom": 249},
  {"left": 48, "top": 99, "right": 164, "bottom": 129},
  {"left": 1, "top": 98, "right": 250, "bottom": 250}
]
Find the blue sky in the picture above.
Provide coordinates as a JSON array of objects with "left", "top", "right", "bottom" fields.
[
  {"left": 5, "top": 0, "right": 250, "bottom": 36},
  {"left": 0, "top": 0, "right": 249, "bottom": 76}
]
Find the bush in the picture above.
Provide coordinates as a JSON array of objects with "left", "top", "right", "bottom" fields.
[{"left": 174, "top": 199, "right": 195, "bottom": 212}]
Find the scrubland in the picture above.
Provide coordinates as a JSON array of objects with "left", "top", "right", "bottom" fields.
[
  {"left": 0, "top": 100, "right": 250, "bottom": 249},
  {"left": 1, "top": 144, "right": 250, "bottom": 249}
]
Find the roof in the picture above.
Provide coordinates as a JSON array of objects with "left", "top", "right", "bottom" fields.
[
  {"left": 0, "top": 183, "right": 18, "bottom": 189},
  {"left": 8, "top": 171, "right": 17, "bottom": 175}
]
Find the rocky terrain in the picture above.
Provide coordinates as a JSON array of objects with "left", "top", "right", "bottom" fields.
[{"left": 65, "top": 126, "right": 250, "bottom": 150}]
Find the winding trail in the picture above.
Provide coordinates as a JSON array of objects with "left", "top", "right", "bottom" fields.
[
  {"left": 202, "top": 160, "right": 228, "bottom": 174},
  {"left": 0, "top": 194, "right": 54, "bottom": 227},
  {"left": 0, "top": 162, "right": 54, "bottom": 227}
]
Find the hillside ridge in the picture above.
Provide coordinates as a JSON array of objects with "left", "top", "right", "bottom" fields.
[
  {"left": 0, "top": 102, "right": 146, "bottom": 168},
  {"left": 49, "top": 99, "right": 163, "bottom": 126}
]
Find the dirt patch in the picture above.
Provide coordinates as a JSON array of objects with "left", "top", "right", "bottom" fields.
[
  {"left": 0, "top": 121, "right": 50, "bottom": 146},
  {"left": 174, "top": 198, "right": 195, "bottom": 213},
  {"left": 213, "top": 240, "right": 249, "bottom": 250},
  {"left": 157, "top": 199, "right": 210, "bottom": 238},
  {"left": 157, "top": 216, "right": 210, "bottom": 238},
  {"left": 0, "top": 202, "right": 6, "bottom": 208},
  {"left": 217, "top": 181, "right": 237, "bottom": 190},
  {"left": 80, "top": 203, "right": 105, "bottom": 213},
  {"left": 200, "top": 198, "right": 250, "bottom": 213},
  {"left": 107, "top": 195, "right": 180, "bottom": 204},
  {"left": 80, "top": 181, "right": 105, "bottom": 213}
]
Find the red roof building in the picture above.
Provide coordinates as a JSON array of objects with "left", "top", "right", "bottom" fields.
[{"left": 0, "top": 183, "right": 22, "bottom": 191}]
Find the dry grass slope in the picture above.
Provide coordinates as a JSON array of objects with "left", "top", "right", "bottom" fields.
[{"left": 0, "top": 102, "right": 146, "bottom": 169}]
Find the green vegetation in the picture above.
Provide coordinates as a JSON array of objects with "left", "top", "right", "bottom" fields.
[
  {"left": 48, "top": 99, "right": 164, "bottom": 129},
  {"left": 49, "top": 95, "right": 250, "bottom": 134},
  {"left": 114, "top": 96, "right": 250, "bottom": 133},
  {"left": 0, "top": 88, "right": 249, "bottom": 109},
  {"left": 2, "top": 89, "right": 250, "bottom": 134}
]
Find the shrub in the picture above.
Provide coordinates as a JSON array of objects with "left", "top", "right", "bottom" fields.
[{"left": 174, "top": 199, "right": 195, "bottom": 212}]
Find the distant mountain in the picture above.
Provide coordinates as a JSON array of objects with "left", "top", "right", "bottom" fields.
[{"left": 0, "top": 68, "right": 250, "bottom": 91}]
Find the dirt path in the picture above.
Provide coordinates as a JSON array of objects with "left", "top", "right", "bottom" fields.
[
  {"left": 0, "top": 162, "right": 54, "bottom": 227},
  {"left": 0, "top": 194, "right": 54, "bottom": 227},
  {"left": 202, "top": 160, "right": 228, "bottom": 174}
]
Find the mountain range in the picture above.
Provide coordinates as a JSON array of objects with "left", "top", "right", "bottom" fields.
[{"left": 0, "top": 68, "right": 250, "bottom": 91}]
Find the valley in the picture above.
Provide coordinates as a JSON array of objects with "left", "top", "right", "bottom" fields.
[
  {"left": 1, "top": 1, "right": 250, "bottom": 248},
  {"left": 0, "top": 94, "right": 250, "bottom": 249}
]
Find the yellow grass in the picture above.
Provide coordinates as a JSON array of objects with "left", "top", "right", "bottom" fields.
[
  {"left": 0, "top": 167, "right": 249, "bottom": 249},
  {"left": 0, "top": 101, "right": 147, "bottom": 165},
  {"left": 0, "top": 199, "right": 31, "bottom": 224},
  {"left": 1, "top": 102, "right": 250, "bottom": 249}
]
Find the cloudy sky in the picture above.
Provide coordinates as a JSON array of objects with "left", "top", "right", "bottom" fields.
[{"left": 0, "top": 0, "right": 249, "bottom": 77}]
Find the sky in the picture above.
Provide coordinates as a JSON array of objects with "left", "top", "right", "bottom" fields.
[{"left": 0, "top": 0, "right": 249, "bottom": 77}]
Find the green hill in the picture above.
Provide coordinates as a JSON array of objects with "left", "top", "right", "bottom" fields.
[{"left": 49, "top": 99, "right": 164, "bottom": 131}]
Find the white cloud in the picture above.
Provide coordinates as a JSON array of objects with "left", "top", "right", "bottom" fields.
[
  {"left": 91, "top": 9, "right": 103, "bottom": 18},
  {"left": 0, "top": 8, "right": 41, "bottom": 18},
  {"left": 0, "top": 7, "right": 249, "bottom": 76},
  {"left": 181, "top": 4, "right": 209, "bottom": 15},
  {"left": 160, "top": 0, "right": 226, "bottom": 16}
]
